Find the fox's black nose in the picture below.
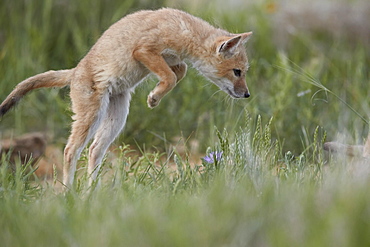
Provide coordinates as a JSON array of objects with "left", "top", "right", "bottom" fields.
[{"left": 244, "top": 92, "right": 250, "bottom": 98}]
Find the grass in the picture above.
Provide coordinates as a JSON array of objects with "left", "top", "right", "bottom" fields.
[
  {"left": 0, "top": 0, "right": 370, "bottom": 246},
  {"left": 1, "top": 116, "right": 370, "bottom": 246}
]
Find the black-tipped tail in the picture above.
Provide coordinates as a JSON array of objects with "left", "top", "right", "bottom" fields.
[
  {"left": 0, "top": 96, "right": 20, "bottom": 117},
  {"left": 0, "top": 69, "right": 74, "bottom": 117}
]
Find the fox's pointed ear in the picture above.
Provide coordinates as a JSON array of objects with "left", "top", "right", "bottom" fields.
[
  {"left": 240, "top": 31, "right": 253, "bottom": 44},
  {"left": 218, "top": 36, "right": 242, "bottom": 55},
  {"left": 218, "top": 32, "right": 253, "bottom": 56}
]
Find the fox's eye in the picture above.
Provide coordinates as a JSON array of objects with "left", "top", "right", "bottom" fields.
[{"left": 233, "top": 69, "right": 241, "bottom": 77}]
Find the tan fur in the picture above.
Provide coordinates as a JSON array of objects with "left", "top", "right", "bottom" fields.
[
  {"left": 0, "top": 70, "right": 73, "bottom": 115},
  {"left": 0, "top": 8, "right": 252, "bottom": 188},
  {"left": 324, "top": 134, "right": 370, "bottom": 158},
  {"left": 363, "top": 135, "right": 370, "bottom": 158}
]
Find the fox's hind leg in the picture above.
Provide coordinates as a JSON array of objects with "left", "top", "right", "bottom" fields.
[
  {"left": 63, "top": 82, "right": 109, "bottom": 188},
  {"left": 87, "top": 92, "right": 131, "bottom": 184}
]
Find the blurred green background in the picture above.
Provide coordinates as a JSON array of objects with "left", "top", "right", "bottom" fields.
[
  {"left": 0, "top": 0, "right": 369, "bottom": 155},
  {"left": 1, "top": 1, "right": 370, "bottom": 246}
]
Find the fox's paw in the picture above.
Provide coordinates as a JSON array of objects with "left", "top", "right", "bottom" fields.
[{"left": 147, "top": 92, "right": 161, "bottom": 108}]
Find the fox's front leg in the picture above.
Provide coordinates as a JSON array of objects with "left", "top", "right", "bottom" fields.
[
  {"left": 147, "top": 62, "right": 187, "bottom": 107},
  {"left": 171, "top": 62, "right": 187, "bottom": 83},
  {"left": 133, "top": 48, "right": 186, "bottom": 108}
]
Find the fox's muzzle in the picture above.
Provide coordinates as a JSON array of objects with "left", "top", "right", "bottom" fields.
[{"left": 233, "top": 82, "right": 250, "bottom": 98}]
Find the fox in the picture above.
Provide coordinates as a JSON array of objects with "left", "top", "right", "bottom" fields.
[
  {"left": 324, "top": 134, "right": 370, "bottom": 158},
  {"left": 0, "top": 8, "right": 253, "bottom": 188}
]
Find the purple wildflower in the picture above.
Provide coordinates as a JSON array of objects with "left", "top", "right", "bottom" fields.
[{"left": 203, "top": 151, "right": 223, "bottom": 164}]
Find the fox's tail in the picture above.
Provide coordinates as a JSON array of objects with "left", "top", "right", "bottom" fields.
[{"left": 0, "top": 69, "right": 74, "bottom": 117}]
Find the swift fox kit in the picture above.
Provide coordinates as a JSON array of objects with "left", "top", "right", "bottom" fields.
[
  {"left": 324, "top": 134, "right": 370, "bottom": 158},
  {"left": 0, "top": 8, "right": 253, "bottom": 187}
]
